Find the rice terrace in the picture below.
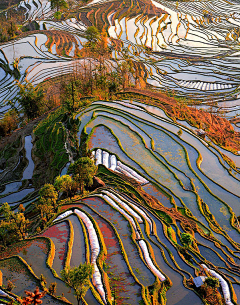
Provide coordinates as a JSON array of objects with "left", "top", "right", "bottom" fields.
[{"left": 0, "top": 0, "right": 240, "bottom": 304}]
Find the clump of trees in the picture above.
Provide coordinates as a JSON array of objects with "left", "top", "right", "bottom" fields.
[
  {"left": 16, "top": 82, "right": 45, "bottom": 120},
  {"left": 0, "top": 80, "right": 60, "bottom": 137},
  {"left": 0, "top": 203, "right": 29, "bottom": 249},
  {"left": 0, "top": 0, "right": 27, "bottom": 42},
  {"left": 61, "top": 78, "right": 91, "bottom": 114},
  {"left": 67, "top": 157, "right": 97, "bottom": 193},
  {"left": 51, "top": 0, "right": 68, "bottom": 12},
  {"left": 16, "top": 81, "right": 58, "bottom": 121},
  {"left": 51, "top": 0, "right": 68, "bottom": 19},
  {"left": 35, "top": 156, "right": 97, "bottom": 228},
  {"left": 0, "top": 155, "right": 97, "bottom": 245},
  {"left": 54, "top": 174, "right": 78, "bottom": 198},
  {"left": 61, "top": 263, "right": 94, "bottom": 305},
  {"left": 0, "top": 109, "right": 19, "bottom": 138},
  {"left": 198, "top": 275, "right": 223, "bottom": 305},
  {"left": 59, "top": 26, "right": 145, "bottom": 102},
  {"left": 2, "top": 24, "right": 146, "bottom": 138},
  {"left": 35, "top": 183, "right": 58, "bottom": 226},
  {"left": 0, "top": 17, "right": 22, "bottom": 43}
]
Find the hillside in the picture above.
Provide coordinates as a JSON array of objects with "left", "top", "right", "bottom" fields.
[{"left": 0, "top": 0, "right": 240, "bottom": 305}]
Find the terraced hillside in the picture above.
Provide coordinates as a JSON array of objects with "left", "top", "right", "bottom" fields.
[
  {"left": 1, "top": 0, "right": 240, "bottom": 118},
  {"left": 0, "top": 0, "right": 240, "bottom": 305},
  {"left": 0, "top": 97, "right": 239, "bottom": 304}
]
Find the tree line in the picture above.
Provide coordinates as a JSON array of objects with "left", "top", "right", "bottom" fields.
[
  {"left": 0, "top": 155, "right": 97, "bottom": 304},
  {"left": 0, "top": 26, "right": 146, "bottom": 138}
]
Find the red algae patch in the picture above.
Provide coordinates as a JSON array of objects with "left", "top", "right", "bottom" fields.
[{"left": 40, "top": 221, "right": 69, "bottom": 272}]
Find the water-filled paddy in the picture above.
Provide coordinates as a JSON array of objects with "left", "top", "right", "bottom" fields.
[{"left": 1, "top": 0, "right": 240, "bottom": 302}]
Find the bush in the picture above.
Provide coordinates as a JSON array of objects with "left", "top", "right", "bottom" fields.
[
  {"left": 54, "top": 11, "right": 62, "bottom": 19},
  {"left": 180, "top": 232, "right": 193, "bottom": 248},
  {"left": 177, "top": 128, "right": 183, "bottom": 136},
  {"left": 49, "top": 282, "right": 57, "bottom": 295},
  {"left": 6, "top": 280, "right": 15, "bottom": 292},
  {"left": 40, "top": 274, "right": 47, "bottom": 286},
  {"left": 205, "top": 276, "right": 220, "bottom": 289}
]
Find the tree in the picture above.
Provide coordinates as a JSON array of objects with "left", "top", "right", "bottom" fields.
[
  {"left": 0, "top": 220, "right": 12, "bottom": 249},
  {"left": 0, "top": 202, "right": 14, "bottom": 221},
  {"left": 95, "top": 29, "right": 111, "bottom": 91},
  {"left": 180, "top": 232, "right": 193, "bottom": 248},
  {"left": 0, "top": 202, "right": 29, "bottom": 248},
  {"left": 84, "top": 26, "right": 100, "bottom": 94},
  {"left": 50, "top": 0, "right": 68, "bottom": 12},
  {"left": 61, "top": 78, "right": 82, "bottom": 113},
  {"left": 67, "top": 157, "right": 97, "bottom": 193},
  {"left": 39, "top": 184, "right": 58, "bottom": 210},
  {"left": 107, "top": 71, "right": 120, "bottom": 96},
  {"left": 16, "top": 81, "right": 44, "bottom": 120},
  {"left": 35, "top": 201, "right": 54, "bottom": 223},
  {"left": 13, "top": 212, "right": 29, "bottom": 239},
  {"left": 205, "top": 276, "right": 220, "bottom": 289},
  {"left": 0, "top": 109, "right": 19, "bottom": 138},
  {"left": 18, "top": 204, "right": 25, "bottom": 214},
  {"left": 116, "top": 51, "right": 134, "bottom": 89},
  {"left": 60, "top": 263, "right": 94, "bottom": 305},
  {"left": 54, "top": 175, "right": 77, "bottom": 198},
  {"left": 85, "top": 26, "right": 100, "bottom": 46},
  {"left": 53, "top": 11, "right": 62, "bottom": 20},
  {"left": 36, "top": 184, "right": 58, "bottom": 221}
]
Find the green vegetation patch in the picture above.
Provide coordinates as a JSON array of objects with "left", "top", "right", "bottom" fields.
[
  {"left": 154, "top": 210, "right": 173, "bottom": 225},
  {"left": 96, "top": 164, "right": 145, "bottom": 204},
  {"left": 32, "top": 108, "right": 69, "bottom": 186}
]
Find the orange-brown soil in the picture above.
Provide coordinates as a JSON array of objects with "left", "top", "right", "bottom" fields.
[
  {"left": 123, "top": 88, "right": 240, "bottom": 153},
  {"left": 106, "top": 170, "right": 199, "bottom": 234}
]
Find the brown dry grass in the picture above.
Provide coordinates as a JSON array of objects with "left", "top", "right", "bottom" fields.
[{"left": 123, "top": 88, "right": 240, "bottom": 153}]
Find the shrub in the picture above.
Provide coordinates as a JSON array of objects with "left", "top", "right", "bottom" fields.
[
  {"left": 177, "top": 128, "right": 183, "bottom": 136},
  {"left": 180, "top": 232, "right": 193, "bottom": 248},
  {"left": 49, "top": 282, "right": 57, "bottom": 295},
  {"left": 205, "top": 276, "right": 220, "bottom": 289},
  {"left": 61, "top": 263, "right": 94, "bottom": 305},
  {"left": 6, "top": 280, "right": 15, "bottom": 292},
  {"left": 40, "top": 274, "right": 47, "bottom": 286}
]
